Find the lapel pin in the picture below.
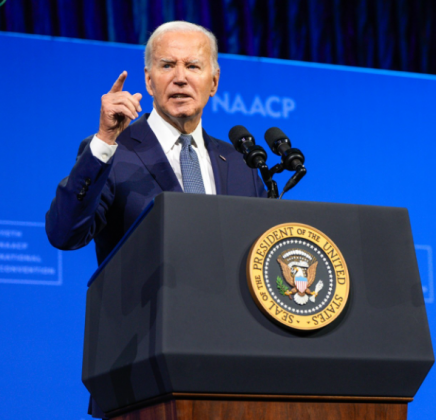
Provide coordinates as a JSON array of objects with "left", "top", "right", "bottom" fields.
[{"left": 219, "top": 155, "right": 227, "bottom": 161}]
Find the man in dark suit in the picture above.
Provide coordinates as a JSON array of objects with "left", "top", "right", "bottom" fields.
[{"left": 46, "top": 21, "right": 266, "bottom": 266}]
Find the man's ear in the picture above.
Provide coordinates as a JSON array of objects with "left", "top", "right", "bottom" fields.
[
  {"left": 144, "top": 68, "right": 154, "bottom": 97},
  {"left": 209, "top": 69, "right": 220, "bottom": 97}
]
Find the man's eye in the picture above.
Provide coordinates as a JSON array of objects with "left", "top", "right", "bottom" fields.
[
  {"left": 163, "top": 64, "right": 171, "bottom": 68},
  {"left": 188, "top": 65, "right": 199, "bottom": 69}
]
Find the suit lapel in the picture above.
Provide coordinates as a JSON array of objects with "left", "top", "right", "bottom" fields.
[
  {"left": 130, "top": 115, "right": 183, "bottom": 193},
  {"left": 129, "top": 116, "right": 228, "bottom": 195},
  {"left": 203, "top": 129, "right": 228, "bottom": 195}
]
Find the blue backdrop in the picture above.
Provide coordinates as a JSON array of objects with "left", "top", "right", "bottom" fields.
[{"left": 0, "top": 32, "right": 435, "bottom": 419}]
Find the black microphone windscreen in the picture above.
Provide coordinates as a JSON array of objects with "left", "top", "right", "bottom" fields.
[
  {"left": 228, "top": 125, "right": 253, "bottom": 147},
  {"left": 264, "top": 127, "right": 288, "bottom": 148}
]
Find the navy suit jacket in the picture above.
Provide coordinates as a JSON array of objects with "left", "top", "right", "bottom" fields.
[{"left": 46, "top": 114, "right": 267, "bottom": 264}]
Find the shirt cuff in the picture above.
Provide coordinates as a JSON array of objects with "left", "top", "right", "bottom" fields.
[{"left": 90, "top": 135, "right": 118, "bottom": 163}]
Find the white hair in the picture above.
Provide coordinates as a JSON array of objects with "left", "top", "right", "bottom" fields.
[{"left": 145, "top": 21, "right": 220, "bottom": 75}]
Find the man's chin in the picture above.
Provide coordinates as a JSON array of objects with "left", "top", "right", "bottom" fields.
[
  {"left": 155, "top": 105, "right": 201, "bottom": 128},
  {"left": 167, "top": 108, "right": 197, "bottom": 120}
]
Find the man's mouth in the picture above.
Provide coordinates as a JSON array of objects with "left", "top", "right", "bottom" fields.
[{"left": 170, "top": 94, "right": 191, "bottom": 99}]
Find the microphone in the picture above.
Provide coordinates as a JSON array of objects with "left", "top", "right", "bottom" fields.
[
  {"left": 228, "top": 125, "right": 268, "bottom": 169},
  {"left": 264, "top": 127, "right": 304, "bottom": 171}
]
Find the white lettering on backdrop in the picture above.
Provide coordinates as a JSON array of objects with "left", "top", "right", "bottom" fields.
[{"left": 212, "top": 92, "right": 296, "bottom": 119}]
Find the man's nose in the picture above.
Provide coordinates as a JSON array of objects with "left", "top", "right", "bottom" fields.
[{"left": 173, "top": 65, "right": 187, "bottom": 85}]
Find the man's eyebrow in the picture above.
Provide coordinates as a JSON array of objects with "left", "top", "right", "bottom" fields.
[
  {"left": 158, "top": 58, "right": 203, "bottom": 66},
  {"left": 159, "top": 59, "right": 201, "bottom": 63}
]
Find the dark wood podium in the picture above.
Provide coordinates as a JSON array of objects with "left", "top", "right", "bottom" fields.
[
  {"left": 82, "top": 193, "right": 433, "bottom": 419},
  {"left": 109, "top": 394, "right": 410, "bottom": 420}
]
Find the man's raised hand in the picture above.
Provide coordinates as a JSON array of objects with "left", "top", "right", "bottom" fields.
[{"left": 96, "top": 71, "right": 143, "bottom": 145}]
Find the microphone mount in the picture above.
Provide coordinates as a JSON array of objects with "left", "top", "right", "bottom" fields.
[
  {"left": 257, "top": 161, "right": 279, "bottom": 199},
  {"left": 228, "top": 125, "right": 279, "bottom": 199},
  {"left": 228, "top": 125, "right": 307, "bottom": 199},
  {"left": 264, "top": 127, "right": 307, "bottom": 199},
  {"left": 269, "top": 147, "right": 305, "bottom": 175},
  {"left": 279, "top": 165, "right": 307, "bottom": 199}
]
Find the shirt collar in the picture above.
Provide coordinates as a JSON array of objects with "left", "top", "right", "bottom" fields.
[{"left": 148, "top": 108, "right": 205, "bottom": 156}]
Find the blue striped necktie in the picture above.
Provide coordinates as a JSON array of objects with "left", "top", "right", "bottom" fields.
[{"left": 179, "top": 134, "right": 206, "bottom": 194}]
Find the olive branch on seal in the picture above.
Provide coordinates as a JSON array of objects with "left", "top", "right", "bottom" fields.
[{"left": 276, "top": 276, "right": 289, "bottom": 296}]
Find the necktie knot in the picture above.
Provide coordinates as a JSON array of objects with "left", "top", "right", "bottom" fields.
[{"left": 179, "top": 134, "right": 193, "bottom": 149}]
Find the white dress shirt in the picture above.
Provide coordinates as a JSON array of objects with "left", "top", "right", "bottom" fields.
[{"left": 90, "top": 109, "right": 216, "bottom": 194}]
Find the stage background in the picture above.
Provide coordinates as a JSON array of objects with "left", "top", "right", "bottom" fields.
[
  {"left": 0, "top": 32, "right": 434, "bottom": 419},
  {"left": 2, "top": 0, "right": 436, "bottom": 75}
]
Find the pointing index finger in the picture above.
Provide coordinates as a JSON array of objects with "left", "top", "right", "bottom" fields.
[{"left": 109, "top": 71, "right": 127, "bottom": 93}]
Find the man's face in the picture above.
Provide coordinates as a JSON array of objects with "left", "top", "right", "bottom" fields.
[{"left": 145, "top": 31, "right": 220, "bottom": 128}]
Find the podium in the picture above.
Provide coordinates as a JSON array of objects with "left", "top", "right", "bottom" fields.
[{"left": 82, "top": 193, "right": 433, "bottom": 419}]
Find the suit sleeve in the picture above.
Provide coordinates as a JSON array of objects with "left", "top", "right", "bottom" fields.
[{"left": 45, "top": 137, "right": 115, "bottom": 250}]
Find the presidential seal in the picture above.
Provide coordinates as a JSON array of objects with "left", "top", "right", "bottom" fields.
[{"left": 247, "top": 223, "right": 349, "bottom": 330}]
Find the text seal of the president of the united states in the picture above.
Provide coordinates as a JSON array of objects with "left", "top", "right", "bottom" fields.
[{"left": 247, "top": 223, "right": 350, "bottom": 330}]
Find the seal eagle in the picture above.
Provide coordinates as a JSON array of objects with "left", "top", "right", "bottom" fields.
[{"left": 277, "top": 256, "right": 321, "bottom": 305}]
